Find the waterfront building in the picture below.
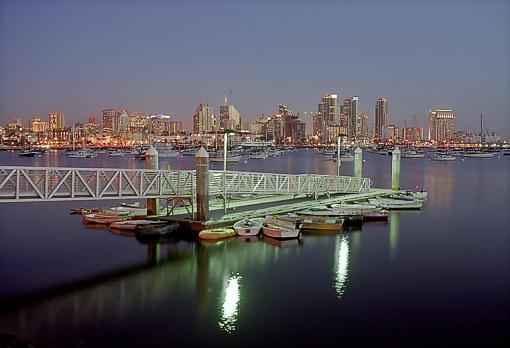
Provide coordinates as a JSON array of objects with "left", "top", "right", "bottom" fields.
[
  {"left": 129, "top": 112, "right": 148, "bottom": 134},
  {"left": 347, "top": 96, "right": 359, "bottom": 140},
  {"left": 48, "top": 112, "right": 65, "bottom": 130},
  {"left": 31, "top": 118, "right": 48, "bottom": 133},
  {"left": 102, "top": 108, "right": 115, "bottom": 131},
  {"left": 313, "top": 113, "right": 324, "bottom": 139},
  {"left": 358, "top": 112, "right": 369, "bottom": 141},
  {"left": 282, "top": 113, "right": 306, "bottom": 145},
  {"left": 219, "top": 104, "right": 241, "bottom": 131},
  {"left": 386, "top": 124, "right": 399, "bottom": 141},
  {"left": 149, "top": 114, "right": 171, "bottom": 136},
  {"left": 428, "top": 109, "right": 455, "bottom": 143},
  {"left": 112, "top": 110, "right": 129, "bottom": 134},
  {"left": 375, "top": 98, "right": 388, "bottom": 140},
  {"left": 402, "top": 127, "right": 423, "bottom": 142},
  {"left": 318, "top": 93, "right": 340, "bottom": 127},
  {"left": 193, "top": 103, "right": 215, "bottom": 134},
  {"left": 170, "top": 120, "right": 183, "bottom": 135}
]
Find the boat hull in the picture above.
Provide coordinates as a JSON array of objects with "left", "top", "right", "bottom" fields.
[{"left": 199, "top": 228, "right": 236, "bottom": 240}]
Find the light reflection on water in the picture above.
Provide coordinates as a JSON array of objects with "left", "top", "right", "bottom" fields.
[
  {"left": 218, "top": 273, "right": 242, "bottom": 333},
  {"left": 333, "top": 235, "right": 349, "bottom": 298}
]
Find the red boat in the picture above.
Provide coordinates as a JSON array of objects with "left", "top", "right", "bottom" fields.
[{"left": 362, "top": 210, "right": 390, "bottom": 221}]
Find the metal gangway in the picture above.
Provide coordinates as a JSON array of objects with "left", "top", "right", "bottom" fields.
[{"left": 0, "top": 166, "right": 372, "bottom": 203}]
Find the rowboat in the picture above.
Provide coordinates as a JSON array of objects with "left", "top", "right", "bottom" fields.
[
  {"left": 362, "top": 210, "right": 390, "bottom": 221},
  {"left": 110, "top": 220, "right": 168, "bottom": 230},
  {"left": 109, "top": 206, "right": 147, "bottom": 216},
  {"left": 261, "top": 219, "right": 301, "bottom": 239},
  {"left": 271, "top": 214, "right": 343, "bottom": 231},
  {"left": 368, "top": 198, "right": 422, "bottom": 210},
  {"left": 83, "top": 213, "right": 131, "bottom": 224},
  {"left": 329, "top": 203, "right": 380, "bottom": 213},
  {"left": 297, "top": 208, "right": 363, "bottom": 224},
  {"left": 135, "top": 224, "right": 180, "bottom": 244},
  {"left": 263, "top": 236, "right": 300, "bottom": 248},
  {"left": 199, "top": 228, "right": 236, "bottom": 240},
  {"left": 233, "top": 218, "right": 263, "bottom": 236}
]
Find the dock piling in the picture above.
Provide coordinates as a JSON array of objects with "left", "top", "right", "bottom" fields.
[
  {"left": 196, "top": 147, "right": 210, "bottom": 221},
  {"left": 354, "top": 147, "right": 363, "bottom": 179},
  {"left": 391, "top": 146, "right": 401, "bottom": 190},
  {"left": 145, "top": 146, "right": 159, "bottom": 215}
]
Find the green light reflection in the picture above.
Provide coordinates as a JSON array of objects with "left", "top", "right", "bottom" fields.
[
  {"left": 333, "top": 235, "right": 349, "bottom": 298},
  {"left": 218, "top": 273, "right": 242, "bottom": 333}
]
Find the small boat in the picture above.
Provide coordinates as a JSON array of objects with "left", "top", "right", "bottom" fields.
[
  {"left": 199, "top": 227, "right": 236, "bottom": 240},
  {"left": 135, "top": 223, "right": 180, "bottom": 243},
  {"left": 83, "top": 213, "right": 131, "bottom": 224},
  {"left": 362, "top": 210, "right": 390, "bottom": 221},
  {"left": 110, "top": 220, "right": 168, "bottom": 230},
  {"left": 460, "top": 151, "right": 496, "bottom": 158},
  {"left": 368, "top": 198, "right": 422, "bottom": 210},
  {"left": 233, "top": 218, "right": 263, "bottom": 236},
  {"left": 120, "top": 202, "right": 144, "bottom": 209},
  {"left": 18, "top": 149, "right": 40, "bottom": 157},
  {"left": 263, "top": 236, "right": 300, "bottom": 248},
  {"left": 329, "top": 203, "right": 380, "bottom": 213},
  {"left": 272, "top": 214, "right": 343, "bottom": 231},
  {"left": 430, "top": 154, "right": 456, "bottom": 161},
  {"left": 261, "top": 220, "right": 301, "bottom": 239},
  {"left": 108, "top": 150, "right": 124, "bottom": 157},
  {"left": 109, "top": 206, "right": 147, "bottom": 216},
  {"left": 209, "top": 155, "right": 243, "bottom": 163},
  {"left": 157, "top": 149, "right": 180, "bottom": 158},
  {"left": 401, "top": 150, "right": 425, "bottom": 158}
]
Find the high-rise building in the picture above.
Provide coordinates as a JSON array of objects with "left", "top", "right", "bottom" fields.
[
  {"left": 149, "top": 114, "right": 171, "bottom": 136},
  {"left": 428, "top": 109, "right": 455, "bottom": 142},
  {"left": 102, "top": 108, "right": 115, "bottom": 131},
  {"left": 313, "top": 113, "right": 324, "bottom": 138},
  {"left": 129, "top": 112, "right": 148, "bottom": 134},
  {"left": 112, "top": 110, "right": 129, "bottom": 134},
  {"left": 344, "top": 96, "right": 359, "bottom": 140},
  {"left": 193, "top": 103, "right": 215, "bottom": 134},
  {"left": 318, "top": 94, "right": 340, "bottom": 127},
  {"left": 170, "top": 120, "right": 183, "bottom": 135},
  {"left": 219, "top": 104, "right": 241, "bottom": 130},
  {"left": 48, "top": 112, "right": 65, "bottom": 130},
  {"left": 375, "top": 98, "right": 388, "bottom": 140},
  {"left": 359, "top": 112, "right": 369, "bottom": 140}
]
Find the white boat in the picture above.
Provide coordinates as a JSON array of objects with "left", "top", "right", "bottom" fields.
[
  {"left": 277, "top": 214, "right": 344, "bottom": 231},
  {"left": 368, "top": 198, "right": 423, "bottom": 210},
  {"left": 209, "top": 155, "right": 243, "bottom": 162},
  {"left": 233, "top": 218, "right": 263, "bottom": 236},
  {"left": 157, "top": 149, "right": 180, "bottom": 158},
  {"left": 108, "top": 150, "right": 124, "bottom": 157},
  {"left": 261, "top": 220, "right": 301, "bottom": 239},
  {"left": 248, "top": 152, "right": 268, "bottom": 159},
  {"left": 68, "top": 149, "right": 96, "bottom": 158},
  {"left": 108, "top": 206, "right": 147, "bottom": 216},
  {"left": 401, "top": 150, "right": 425, "bottom": 158},
  {"left": 460, "top": 151, "right": 496, "bottom": 158},
  {"left": 331, "top": 154, "right": 355, "bottom": 162},
  {"left": 430, "top": 154, "right": 456, "bottom": 161}
]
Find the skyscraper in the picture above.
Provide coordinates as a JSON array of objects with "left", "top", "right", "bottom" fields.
[
  {"left": 345, "top": 96, "right": 359, "bottom": 140},
  {"left": 193, "top": 103, "right": 215, "bottom": 134},
  {"left": 219, "top": 104, "right": 241, "bottom": 130},
  {"left": 102, "top": 108, "right": 115, "bottom": 131},
  {"left": 375, "top": 98, "right": 388, "bottom": 140},
  {"left": 48, "top": 112, "right": 65, "bottom": 130},
  {"left": 318, "top": 94, "right": 340, "bottom": 126},
  {"left": 428, "top": 109, "right": 455, "bottom": 142},
  {"left": 112, "top": 110, "right": 128, "bottom": 134}
]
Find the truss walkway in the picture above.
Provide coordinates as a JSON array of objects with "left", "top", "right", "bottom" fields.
[{"left": 0, "top": 166, "right": 372, "bottom": 203}]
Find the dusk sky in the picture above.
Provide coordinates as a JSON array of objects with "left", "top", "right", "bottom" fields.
[{"left": 1, "top": 0, "right": 508, "bottom": 137}]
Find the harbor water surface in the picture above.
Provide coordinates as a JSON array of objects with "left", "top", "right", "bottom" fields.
[{"left": 0, "top": 150, "right": 509, "bottom": 347}]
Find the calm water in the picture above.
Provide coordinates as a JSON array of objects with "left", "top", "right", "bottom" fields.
[{"left": 0, "top": 150, "right": 509, "bottom": 347}]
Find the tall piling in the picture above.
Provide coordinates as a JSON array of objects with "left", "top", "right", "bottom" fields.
[
  {"left": 391, "top": 146, "right": 401, "bottom": 191},
  {"left": 354, "top": 147, "right": 363, "bottom": 179},
  {"left": 145, "top": 146, "right": 159, "bottom": 215},
  {"left": 196, "top": 147, "right": 209, "bottom": 221}
]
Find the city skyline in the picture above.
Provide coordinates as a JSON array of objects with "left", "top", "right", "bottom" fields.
[{"left": 0, "top": 1, "right": 508, "bottom": 137}]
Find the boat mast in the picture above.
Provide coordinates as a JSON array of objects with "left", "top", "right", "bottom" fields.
[{"left": 480, "top": 113, "right": 484, "bottom": 144}]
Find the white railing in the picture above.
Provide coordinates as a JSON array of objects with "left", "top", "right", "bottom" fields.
[{"left": 0, "top": 166, "right": 372, "bottom": 202}]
